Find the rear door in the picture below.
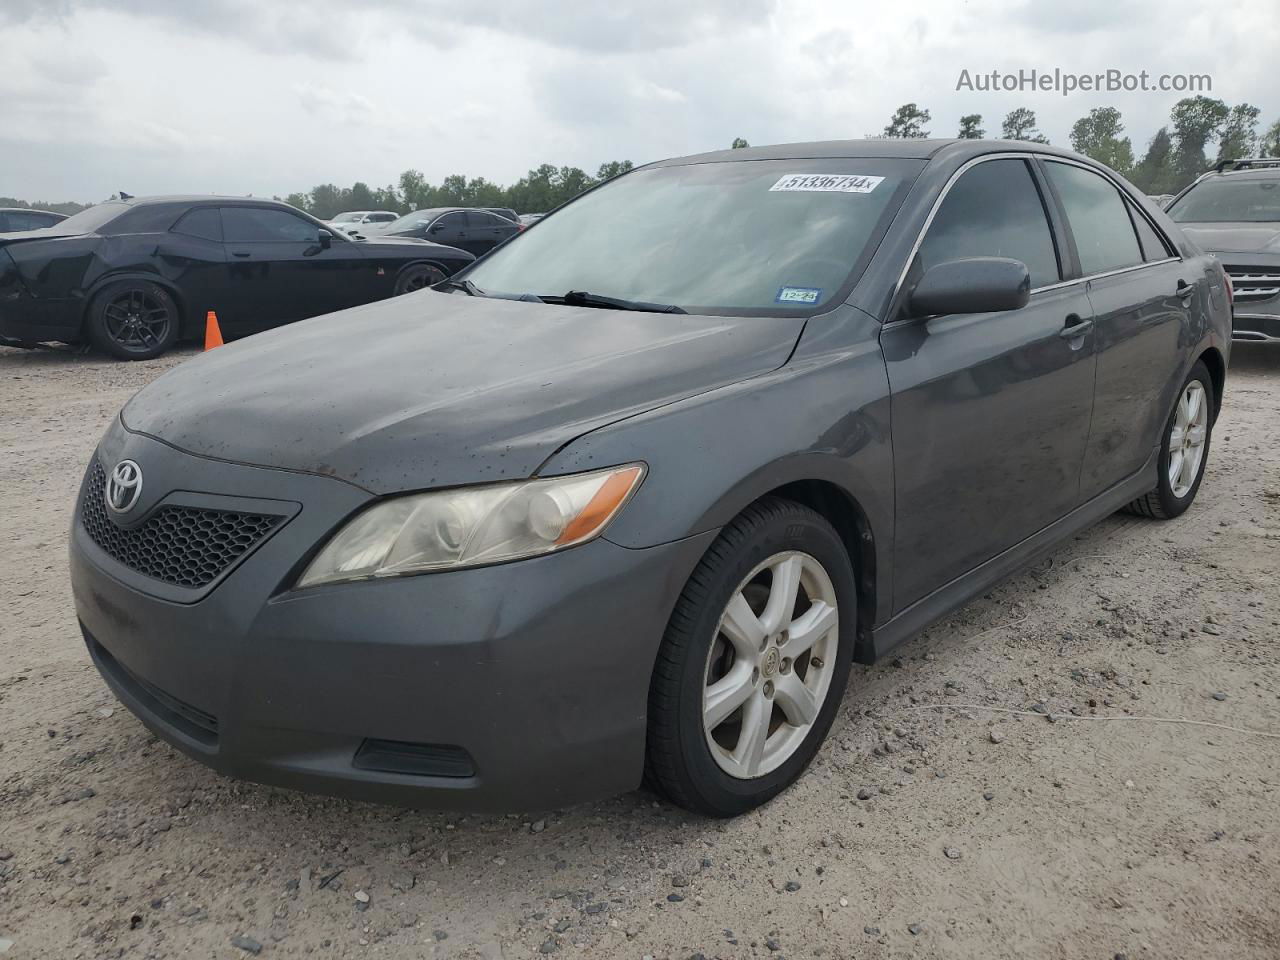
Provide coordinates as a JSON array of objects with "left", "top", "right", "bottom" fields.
[
  {"left": 469, "top": 211, "right": 519, "bottom": 254},
  {"left": 882, "top": 156, "right": 1098, "bottom": 611},
  {"left": 1039, "top": 160, "right": 1191, "bottom": 500}
]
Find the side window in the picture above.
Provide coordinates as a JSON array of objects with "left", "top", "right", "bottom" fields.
[
  {"left": 222, "top": 207, "right": 318, "bottom": 243},
  {"left": 171, "top": 208, "right": 223, "bottom": 242},
  {"left": 1129, "top": 207, "right": 1172, "bottom": 262},
  {"left": 1044, "top": 162, "right": 1144, "bottom": 275},
  {"left": 369, "top": 213, "right": 395, "bottom": 223},
  {"left": 917, "top": 159, "right": 1060, "bottom": 289},
  {"left": 6, "top": 211, "right": 47, "bottom": 231},
  {"left": 436, "top": 213, "right": 463, "bottom": 231}
]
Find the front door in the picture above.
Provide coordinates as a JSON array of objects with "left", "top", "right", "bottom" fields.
[{"left": 882, "top": 156, "right": 1098, "bottom": 611}]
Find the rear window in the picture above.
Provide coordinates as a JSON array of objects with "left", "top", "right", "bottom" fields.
[
  {"left": 1168, "top": 177, "right": 1280, "bottom": 223},
  {"left": 47, "top": 202, "right": 128, "bottom": 234}
]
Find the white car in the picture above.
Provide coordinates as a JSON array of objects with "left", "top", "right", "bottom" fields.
[{"left": 327, "top": 211, "right": 399, "bottom": 236}]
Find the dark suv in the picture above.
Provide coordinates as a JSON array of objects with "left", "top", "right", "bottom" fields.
[{"left": 1167, "top": 158, "right": 1280, "bottom": 342}]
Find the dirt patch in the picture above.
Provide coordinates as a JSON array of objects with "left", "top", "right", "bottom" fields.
[{"left": 1, "top": 342, "right": 1278, "bottom": 959}]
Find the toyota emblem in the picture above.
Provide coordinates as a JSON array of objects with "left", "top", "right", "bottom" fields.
[{"left": 104, "top": 460, "right": 144, "bottom": 514}]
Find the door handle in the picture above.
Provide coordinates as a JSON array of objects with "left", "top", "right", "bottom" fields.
[
  {"left": 1059, "top": 315, "right": 1094, "bottom": 339},
  {"left": 231, "top": 251, "right": 251, "bottom": 258},
  {"left": 1176, "top": 279, "right": 1195, "bottom": 301}
]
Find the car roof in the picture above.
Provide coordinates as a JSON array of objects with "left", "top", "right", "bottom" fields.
[
  {"left": 110, "top": 195, "right": 304, "bottom": 208},
  {"left": 658, "top": 138, "right": 1087, "bottom": 166},
  {"left": 1196, "top": 168, "right": 1280, "bottom": 182},
  {"left": 0, "top": 207, "right": 65, "bottom": 215}
]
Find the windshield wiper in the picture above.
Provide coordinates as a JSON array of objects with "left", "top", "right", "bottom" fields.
[
  {"left": 435, "top": 277, "right": 485, "bottom": 296},
  {"left": 435, "top": 278, "right": 544, "bottom": 303},
  {"left": 545, "top": 290, "right": 687, "bottom": 314}
]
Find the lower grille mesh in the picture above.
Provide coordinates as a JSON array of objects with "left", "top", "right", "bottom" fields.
[{"left": 81, "top": 460, "right": 283, "bottom": 589}]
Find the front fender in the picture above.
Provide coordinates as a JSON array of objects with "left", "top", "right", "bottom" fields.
[{"left": 539, "top": 306, "right": 895, "bottom": 621}]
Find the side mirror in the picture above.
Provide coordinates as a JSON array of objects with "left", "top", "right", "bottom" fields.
[
  {"left": 909, "top": 257, "right": 1030, "bottom": 317},
  {"left": 317, "top": 228, "right": 333, "bottom": 249},
  {"left": 429, "top": 223, "right": 444, "bottom": 234}
]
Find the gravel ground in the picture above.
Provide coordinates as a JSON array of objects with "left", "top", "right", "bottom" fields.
[{"left": 1, "top": 342, "right": 1278, "bottom": 960}]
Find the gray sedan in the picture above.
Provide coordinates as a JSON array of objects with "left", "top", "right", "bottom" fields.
[{"left": 70, "top": 138, "right": 1231, "bottom": 816}]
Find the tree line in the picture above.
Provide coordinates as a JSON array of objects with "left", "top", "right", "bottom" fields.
[
  {"left": 11, "top": 98, "right": 1280, "bottom": 216},
  {"left": 280, "top": 160, "right": 635, "bottom": 220},
  {"left": 880, "top": 97, "right": 1280, "bottom": 194}
]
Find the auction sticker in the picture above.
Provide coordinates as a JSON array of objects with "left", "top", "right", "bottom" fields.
[
  {"left": 769, "top": 173, "right": 884, "bottom": 193},
  {"left": 776, "top": 286, "right": 823, "bottom": 305}
]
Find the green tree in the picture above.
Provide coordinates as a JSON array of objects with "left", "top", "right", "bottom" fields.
[
  {"left": 883, "top": 103, "right": 930, "bottom": 138},
  {"left": 1001, "top": 107, "right": 1048, "bottom": 143},
  {"left": 596, "top": 160, "right": 634, "bottom": 181},
  {"left": 399, "top": 170, "right": 427, "bottom": 210},
  {"left": 731, "top": 137, "right": 750, "bottom": 149},
  {"left": 282, "top": 192, "right": 311, "bottom": 212},
  {"left": 1263, "top": 119, "right": 1280, "bottom": 156},
  {"left": 1170, "top": 95, "right": 1229, "bottom": 184},
  {"left": 1130, "top": 127, "right": 1178, "bottom": 195},
  {"left": 1216, "top": 103, "right": 1261, "bottom": 164},
  {"left": 1069, "top": 106, "right": 1134, "bottom": 175},
  {"left": 957, "top": 114, "right": 984, "bottom": 139}
]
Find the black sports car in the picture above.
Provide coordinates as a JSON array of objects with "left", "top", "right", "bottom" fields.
[{"left": 0, "top": 196, "right": 475, "bottom": 359}]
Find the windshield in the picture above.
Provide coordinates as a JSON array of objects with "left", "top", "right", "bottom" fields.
[
  {"left": 50, "top": 202, "right": 127, "bottom": 233},
  {"left": 1169, "top": 177, "right": 1280, "bottom": 223},
  {"left": 464, "top": 158, "right": 920, "bottom": 314}
]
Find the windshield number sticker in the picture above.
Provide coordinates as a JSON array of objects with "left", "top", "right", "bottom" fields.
[
  {"left": 769, "top": 174, "right": 884, "bottom": 194},
  {"left": 776, "top": 286, "right": 822, "bottom": 305}
]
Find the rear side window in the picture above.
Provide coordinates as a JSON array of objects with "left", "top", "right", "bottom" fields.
[
  {"left": 172, "top": 208, "right": 223, "bottom": 242},
  {"left": 5, "top": 211, "right": 59, "bottom": 230},
  {"left": 222, "top": 207, "right": 318, "bottom": 243},
  {"left": 368, "top": 212, "right": 395, "bottom": 223},
  {"left": 1045, "top": 162, "right": 1143, "bottom": 275},
  {"left": 918, "top": 158, "right": 1060, "bottom": 289},
  {"left": 1130, "top": 207, "right": 1172, "bottom": 262}
]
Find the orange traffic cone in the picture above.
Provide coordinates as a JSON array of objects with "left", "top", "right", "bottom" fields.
[{"left": 204, "top": 310, "right": 224, "bottom": 351}]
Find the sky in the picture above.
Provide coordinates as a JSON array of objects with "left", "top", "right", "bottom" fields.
[{"left": 1, "top": 0, "right": 1277, "bottom": 203}]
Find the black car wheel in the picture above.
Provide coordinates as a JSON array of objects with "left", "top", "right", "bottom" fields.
[
  {"left": 1125, "top": 360, "right": 1214, "bottom": 520},
  {"left": 394, "top": 263, "right": 447, "bottom": 296},
  {"left": 646, "top": 497, "right": 856, "bottom": 817},
  {"left": 86, "top": 281, "right": 180, "bottom": 360}
]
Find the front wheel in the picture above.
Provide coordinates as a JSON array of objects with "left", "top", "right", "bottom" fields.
[
  {"left": 646, "top": 497, "right": 856, "bottom": 817},
  {"left": 1125, "top": 360, "right": 1214, "bottom": 519},
  {"left": 393, "top": 263, "right": 447, "bottom": 296}
]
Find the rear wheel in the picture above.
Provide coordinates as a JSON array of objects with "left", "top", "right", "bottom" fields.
[
  {"left": 393, "top": 263, "right": 447, "bottom": 296},
  {"left": 85, "top": 281, "right": 179, "bottom": 360},
  {"left": 646, "top": 497, "right": 856, "bottom": 816},
  {"left": 1125, "top": 360, "right": 1214, "bottom": 519}
]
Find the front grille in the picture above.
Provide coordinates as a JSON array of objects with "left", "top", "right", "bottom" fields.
[
  {"left": 81, "top": 460, "right": 283, "bottom": 589},
  {"left": 1225, "top": 267, "right": 1280, "bottom": 302}
]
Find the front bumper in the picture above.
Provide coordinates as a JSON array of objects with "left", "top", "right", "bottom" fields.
[
  {"left": 1222, "top": 260, "right": 1280, "bottom": 342},
  {"left": 71, "top": 426, "right": 715, "bottom": 811}
]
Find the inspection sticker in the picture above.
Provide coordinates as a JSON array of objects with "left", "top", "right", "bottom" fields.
[
  {"left": 769, "top": 173, "right": 884, "bottom": 194},
  {"left": 776, "top": 286, "right": 823, "bottom": 305}
]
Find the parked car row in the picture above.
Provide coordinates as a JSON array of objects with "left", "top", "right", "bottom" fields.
[{"left": 0, "top": 196, "right": 474, "bottom": 358}]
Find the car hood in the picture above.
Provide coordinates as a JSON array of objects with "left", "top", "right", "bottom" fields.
[
  {"left": 121, "top": 293, "right": 801, "bottom": 493},
  {"left": 1178, "top": 221, "right": 1280, "bottom": 254}
]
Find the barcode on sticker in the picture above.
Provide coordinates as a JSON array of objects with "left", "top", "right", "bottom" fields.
[{"left": 769, "top": 174, "right": 884, "bottom": 194}]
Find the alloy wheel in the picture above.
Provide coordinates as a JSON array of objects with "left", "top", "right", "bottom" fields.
[
  {"left": 1168, "top": 380, "right": 1208, "bottom": 498},
  {"left": 103, "top": 288, "right": 171, "bottom": 352},
  {"left": 702, "top": 551, "right": 839, "bottom": 779}
]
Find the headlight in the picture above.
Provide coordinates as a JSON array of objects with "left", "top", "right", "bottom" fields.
[{"left": 297, "top": 463, "right": 645, "bottom": 587}]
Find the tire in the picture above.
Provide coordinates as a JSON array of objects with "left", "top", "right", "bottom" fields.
[
  {"left": 393, "top": 262, "right": 447, "bottom": 296},
  {"left": 85, "top": 280, "right": 180, "bottom": 360},
  {"left": 1125, "top": 360, "right": 1214, "bottom": 519},
  {"left": 646, "top": 497, "right": 857, "bottom": 817}
]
